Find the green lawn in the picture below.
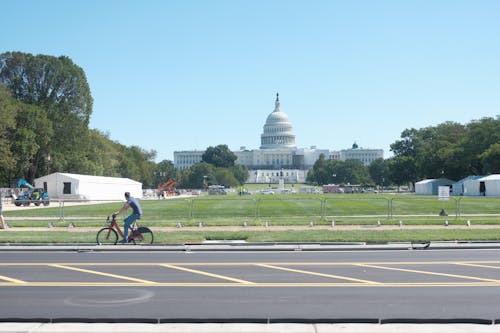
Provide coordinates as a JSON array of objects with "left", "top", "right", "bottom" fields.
[
  {"left": 2, "top": 193, "right": 500, "bottom": 243},
  {"left": 1, "top": 229, "right": 500, "bottom": 244}
]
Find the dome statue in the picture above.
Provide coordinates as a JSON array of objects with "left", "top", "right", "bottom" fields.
[{"left": 260, "top": 93, "right": 296, "bottom": 149}]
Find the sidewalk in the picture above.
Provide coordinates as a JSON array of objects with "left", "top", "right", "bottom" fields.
[{"left": 2, "top": 322, "right": 500, "bottom": 333}]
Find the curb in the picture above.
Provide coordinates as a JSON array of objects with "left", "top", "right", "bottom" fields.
[{"left": 2, "top": 240, "right": 500, "bottom": 251}]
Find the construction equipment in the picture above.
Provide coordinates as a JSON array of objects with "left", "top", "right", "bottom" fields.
[
  {"left": 157, "top": 179, "right": 178, "bottom": 197},
  {"left": 14, "top": 179, "right": 50, "bottom": 206}
]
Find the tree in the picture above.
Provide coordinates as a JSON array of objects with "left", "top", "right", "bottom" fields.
[
  {"left": 184, "top": 162, "right": 216, "bottom": 189},
  {"left": 340, "top": 159, "right": 371, "bottom": 185},
  {"left": 480, "top": 143, "right": 500, "bottom": 174},
  {"left": 0, "top": 85, "right": 17, "bottom": 185},
  {"left": 215, "top": 168, "right": 240, "bottom": 187},
  {"left": 462, "top": 117, "right": 500, "bottom": 175},
  {"left": 230, "top": 164, "right": 249, "bottom": 185},
  {"left": 388, "top": 156, "right": 417, "bottom": 189},
  {"left": 0, "top": 52, "right": 93, "bottom": 177},
  {"left": 119, "top": 146, "right": 157, "bottom": 187},
  {"left": 0, "top": 84, "right": 53, "bottom": 183},
  {"left": 368, "top": 158, "right": 390, "bottom": 187},
  {"left": 153, "top": 160, "right": 177, "bottom": 188},
  {"left": 202, "top": 144, "right": 237, "bottom": 168},
  {"left": 307, "top": 154, "right": 330, "bottom": 185}
]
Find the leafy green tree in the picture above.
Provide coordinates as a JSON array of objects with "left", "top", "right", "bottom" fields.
[
  {"left": 307, "top": 154, "right": 330, "bottom": 185},
  {"left": 414, "top": 122, "right": 467, "bottom": 180},
  {"left": 0, "top": 52, "right": 93, "bottom": 177},
  {"left": 340, "top": 159, "right": 371, "bottom": 185},
  {"left": 153, "top": 160, "right": 177, "bottom": 188},
  {"left": 368, "top": 158, "right": 390, "bottom": 187},
  {"left": 388, "top": 156, "right": 418, "bottom": 189},
  {"left": 202, "top": 144, "right": 237, "bottom": 168},
  {"left": 462, "top": 117, "right": 500, "bottom": 175},
  {"left": 119, "top": 146, "right": 157, "bottom": 187},
  {"left": 0, "top": 84, "right": 53, "bottom": 183},
  {"left": 215, "top": 168, "right": 240, "bottom": 187},
  {"left": 230, "top": 164, "right": 249, "bottom": 185},
  {"left": 480, "top": 143, "right": 500, "bottom": 174},
  {"left": 0, "top": 85, "right": 17, "bottom": 185},
  {"left": 184, "top": 162, "right": 216, "bottom": 189}
]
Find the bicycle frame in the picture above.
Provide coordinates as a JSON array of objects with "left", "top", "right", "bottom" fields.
[{"left": 108, "top": 215, "right": 136, "bottom": 240}]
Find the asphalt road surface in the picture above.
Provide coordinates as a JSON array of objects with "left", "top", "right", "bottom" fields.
[{"left": 2, "top": 248, "right": 500, "bottom": 322}]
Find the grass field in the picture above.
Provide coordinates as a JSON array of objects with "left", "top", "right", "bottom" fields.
[{"left": 1, "top": 193, "right": 500, "bottom": 243}]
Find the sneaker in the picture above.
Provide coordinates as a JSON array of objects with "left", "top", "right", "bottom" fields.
[{"left": 118, "top": 239, "right": 127, "bottom": 244}]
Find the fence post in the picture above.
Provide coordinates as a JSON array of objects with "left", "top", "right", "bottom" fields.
[
  {"left": 189, "top": 198, "right": 194, "bottom": 220},
  {"left": 58, "top": 200, "right": 65, "bottom": 221},
  {"left": 321, "top": 198, "right": 326, "bottom": 221},
  {"left": 388, "top": 198, "right": 393, "bottom": 218},
  {"left": 256, "top": 198, "right": 261, "bottom": 221},
  {"left": 253, "top": 198, "right": 258, "bottom": 221}
]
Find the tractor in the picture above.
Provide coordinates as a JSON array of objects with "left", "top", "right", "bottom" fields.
[{"left": 14, "top": 179, "right": 50, "bottom": 206}]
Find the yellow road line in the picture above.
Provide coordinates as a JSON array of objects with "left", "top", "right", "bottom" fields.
[
  {"left": 159, "top": 264, "right": 255, "bottom": 284},
  {"left": 49, "top": 264, "right": 157, "bottom": 284},
  {"left": 256, "top": 263, "right": 379, "bottom": 284},
  {"left": 356, "top": 263, "right": 500, "bottom": 283},
  {"left": 456, "top": 263, "right": 500, "bottom": 270},
  {"left": 0, "top": 275, "right": 27, "bottom": 284}
]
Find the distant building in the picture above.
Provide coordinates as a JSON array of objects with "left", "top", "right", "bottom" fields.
[
  {"left": 174, "top": 94, "right": 384, "bottom": 182},
  {"left": 174, "top": 150, "right": 204, "bottom": 170},
  {"left": 339, "top": 143, "right": 384, "bottom": 166}
]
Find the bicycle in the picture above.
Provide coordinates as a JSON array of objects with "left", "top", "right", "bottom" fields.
[{"left": 96, "top": 213, "right": 154, "bottom": 245}]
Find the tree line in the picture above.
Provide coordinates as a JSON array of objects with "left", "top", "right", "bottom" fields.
[
  {"left": 307, "top": 118, "right": 500, "bottom": 188},
  {"left": 1, "top": 52, "right": 498, "bottom": 190}
]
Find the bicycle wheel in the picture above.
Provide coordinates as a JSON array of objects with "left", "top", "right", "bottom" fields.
[
  {"left": 96, "top": 227, "right": 118, "bottom": 245},
  {"left": 131, "top": 227, "right": 154, "bottom": 245}
]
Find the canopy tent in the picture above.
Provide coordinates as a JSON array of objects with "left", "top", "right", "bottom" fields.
[
  {"left": 415, "top": 178, "right": 454, "bottom": 195},
  {"left": 34, "top": 173, "right": 142, "bottom": 201},
  {"left": 452, "top": 175, "right": 483, "bottom": 196},
  {"left": 463, "top": 174, "right": 500, "bottom": 197}
]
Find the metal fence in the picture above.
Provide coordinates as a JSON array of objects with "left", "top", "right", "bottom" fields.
[{"left": 3, "top": 196, "right": 500, "bottom": 226}]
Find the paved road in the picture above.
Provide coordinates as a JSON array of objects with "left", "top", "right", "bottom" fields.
[{"left": 2, "top": 248, "right": 500, "bottom": 321}]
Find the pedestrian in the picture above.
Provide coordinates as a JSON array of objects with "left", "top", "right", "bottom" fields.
[
  {"left": 0, "top": 191, "right": 6, "bottom": 229},
  {"left": 114, "top": 192, "right": 142, "bottom": 243}
]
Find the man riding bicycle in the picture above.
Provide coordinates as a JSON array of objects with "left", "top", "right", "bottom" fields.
[{"left": 115, "top": 192, "right": 142, "bottom": 244}]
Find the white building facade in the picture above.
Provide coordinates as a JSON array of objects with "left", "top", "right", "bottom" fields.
[
  {"left": 173, "top": 94, "right": 384, "bottom": 182},
  {"left": 339, "top": 143, "right": 384, "bottom": 166}
]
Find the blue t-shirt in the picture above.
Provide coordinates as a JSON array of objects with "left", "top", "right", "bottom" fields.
[{"left": 127, "top": 196, "right": 142, "bottom": 216}]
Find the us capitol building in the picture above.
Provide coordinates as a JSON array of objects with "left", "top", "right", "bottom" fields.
[{"left": 174, "top": 94, "right": 383, "bottom": 183}]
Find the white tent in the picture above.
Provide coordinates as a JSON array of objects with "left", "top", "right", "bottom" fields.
[
  {"left": 415, "top": 178, "right": 454, "bottom": 195},
  {"left": 463, "top": 174, "right": 500, "bottom": 197},
  {"left": 452, "top": 176, "right": 483, "bottom": 196},
  {"left": 34, "top": 173, "right": 142, "bottom": 201}
]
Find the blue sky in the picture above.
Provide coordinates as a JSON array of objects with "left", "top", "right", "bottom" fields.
[{"left": 2, "top": 0, "right": 499, "bottom": 161}]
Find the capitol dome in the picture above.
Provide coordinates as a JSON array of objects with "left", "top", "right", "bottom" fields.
[{"left": 260, "top": 93, "right": 296, "bottom": 149}]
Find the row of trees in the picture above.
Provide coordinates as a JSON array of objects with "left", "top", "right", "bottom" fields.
[{"left": 307, "top": 117, "right": 500, "bottom": 188}]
